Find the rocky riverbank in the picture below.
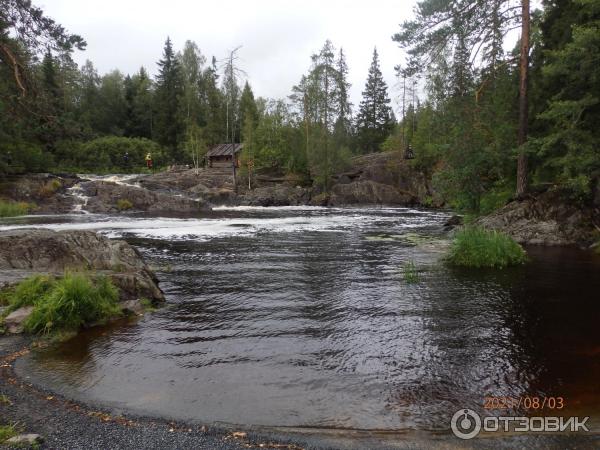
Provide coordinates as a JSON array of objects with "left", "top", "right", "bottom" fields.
[
  {"left": 0, "top": 229, "right": 164, "bottom": 334},
  {"left": 477, "top": 189, "right": 600, "bottom": 247}
]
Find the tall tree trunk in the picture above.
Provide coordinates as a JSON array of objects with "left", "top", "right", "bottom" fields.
[{"left": 516, "top": 0, "right": 530, "bottom": 197}]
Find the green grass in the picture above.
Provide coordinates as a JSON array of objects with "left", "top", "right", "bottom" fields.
[
  {"left": 0, "top": 423, "right": 18, "bottom": 444},
  {"left": 0, "top": 200, "right": 33, "bottom": 217},
  {"left": 116, "top": 198, "right": 133, "bottom": 211},
  {"left": 403, "top": 260, "right": 421, "bottom": 283},
  {"left": 446, "top": 227, "right": 527, "bottom": 268},
  {"left": 4, "top": 273, "right": 121, "bottom": 334},
  {"left": 5, "top": 275, "right": 53, "bottom": 313}
]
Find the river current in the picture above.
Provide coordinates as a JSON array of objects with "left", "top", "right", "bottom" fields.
[{"left": 2, "top": 203, "right": 599, "bottom": 431}]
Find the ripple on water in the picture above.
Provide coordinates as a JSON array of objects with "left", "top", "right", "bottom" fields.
[{"left": 8, "top": 207, "right": 600, "bottom": 430}]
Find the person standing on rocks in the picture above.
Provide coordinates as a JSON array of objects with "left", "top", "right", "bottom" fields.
[{"left": 145, "top": 153, "right": 153, "bottom": 171}]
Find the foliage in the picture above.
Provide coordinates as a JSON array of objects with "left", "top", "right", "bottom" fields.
[
  {"left": 14, "top": 273, "right": 121, "bottom": 334},
  {"left": 446, "top": 227, "right": 527, "bottom": 268},
  {"left": 116, "top": 199, "right": 133, "bottom": 210},
  {"left": 55, "top": 136, "right": 166, "bottom": 171},
  {"left": 0, "top": 200, "right": 34, "bottom": 217}
]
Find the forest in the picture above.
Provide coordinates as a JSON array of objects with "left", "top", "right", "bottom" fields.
[{"left": 1, "top": 0, "right": 599, "bottom": 214}]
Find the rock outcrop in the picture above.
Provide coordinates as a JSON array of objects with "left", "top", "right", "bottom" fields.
[
  {"left": 477, "top": 189, "right": 600, "bottom": 246},
  {"left": 0, "top": 173, "right": 80, "bottom": 213},
  {"left": 0, "top": 229, "right": 164, "bottom": 303},
  {"left": 238, "top": 184, "right": 311, "bottom": 206},
  {"left": 326, "top": 153, "right": 431, "bottom": 206},
  {"left": 80, "top": 180, "right": 204, "bottom": 214}
]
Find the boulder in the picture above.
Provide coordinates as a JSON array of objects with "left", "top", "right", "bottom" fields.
[
  {"left": 0, "top": 229, "right": 164, "bottom": 303},
  {"left": 4, "top": 306, "right": 34, "bottom": 333},
  {"left": 0, "top": 229, "right": 147, "bottom": 272},
  {"left": 477, "top": 189, "right": 600, "bottom": 246}
]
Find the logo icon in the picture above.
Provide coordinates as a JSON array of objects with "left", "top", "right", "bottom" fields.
[{"left": 451, "top": 409, "right": 481, "bottom": 439}]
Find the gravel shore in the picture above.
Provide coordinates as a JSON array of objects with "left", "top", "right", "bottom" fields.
[{"left": 2, "top": 335, "right": 599, "bottom": 450}]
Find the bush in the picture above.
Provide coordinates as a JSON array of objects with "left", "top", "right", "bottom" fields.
[
  {"left": 0, "top": 200, "right": 34, "bottom": 217},
  {"left": 446, "top": 227, "right": 527, "bottom": 268},
  {"left": 57, "top": 136, "right": 167, "bottom": 172},
  {"left": 116, "top": 199, "right": 133, "bottom": 210},
  {"left": 5, "top": 273, "right": 121, "bottom": 334}
]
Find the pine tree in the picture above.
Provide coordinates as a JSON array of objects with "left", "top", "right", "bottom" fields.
[
  {"left": 355, "top": 48, "right": 394, "bottom": 153},
  {"left": 154, "top": 37, "right": 184, "bottom": 160}
]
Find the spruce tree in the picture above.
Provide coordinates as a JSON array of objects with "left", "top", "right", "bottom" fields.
[
  {"left": 238, "top": 81, "right": 258, "bottom": 141},
  {"left": 355, "top": 48, "right": 394, "bottom": 153},
  {"left": 154, "top": 37, "right": 184, "bottom": 161}
]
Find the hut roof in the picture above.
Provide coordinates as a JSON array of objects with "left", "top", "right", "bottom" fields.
[{"left": 206, "top": 143, "right": 243, "bottom": 157}]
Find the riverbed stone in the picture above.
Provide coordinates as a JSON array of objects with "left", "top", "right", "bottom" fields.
[
  {"left": 121, "top": 299, "right": 145, "bottom": 315},
  {"left": 4, "top": 306, "right": 34, "bottom": 334},
  {"left": 6, "top": 433, "right": 43, "bottom": 445}
]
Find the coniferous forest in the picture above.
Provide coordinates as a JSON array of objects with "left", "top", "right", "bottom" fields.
[{"left": 1, "top": 0, "right": 599, "bottom": 214}]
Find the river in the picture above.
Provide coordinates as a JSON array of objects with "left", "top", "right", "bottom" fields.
[{"left": 1, "top": 201, "right": 599, "bottom": 432}]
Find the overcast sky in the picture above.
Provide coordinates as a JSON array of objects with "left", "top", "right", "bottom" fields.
[{"left": 40, "top": 0, "right": 417, "bottom": 113}]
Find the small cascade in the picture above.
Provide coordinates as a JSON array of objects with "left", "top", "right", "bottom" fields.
[{"left": 67, "top": 183, "right": 90, "bottom": 214}]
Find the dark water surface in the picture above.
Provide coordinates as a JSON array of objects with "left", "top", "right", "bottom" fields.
[{"left": 6, "top": 206, "right": 600, "bottom": 431}]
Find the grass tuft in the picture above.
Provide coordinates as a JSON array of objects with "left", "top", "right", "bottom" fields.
[
  {"left": 403, "top": 260, "right": 421, "bottom": 283},
  {"left": 446, "top": 226, "right": 527, "bottom": 268},
  {"left": 6, "top": 275, "right": 53, "bottom": 313},
  {"left": 4, "top": 273, "right": 121, "bottom": 335},
  {"left": 0, "top": 200, "right": 33, "bottom": 217},
  {"left": 0, "top": 423, "right": 18, "bottom": 444},
  {"left": 24, "top": 273, "right": 121, "bottom": 334}
]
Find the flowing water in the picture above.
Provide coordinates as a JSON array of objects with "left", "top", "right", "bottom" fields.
[{"left": 2, "top": 205, "right": 600, "bottom": 432}]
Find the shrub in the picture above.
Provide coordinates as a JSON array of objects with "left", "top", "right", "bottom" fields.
[
  {"left": 446, "top": 227, "right": 527, "bottom": 268},
  {"left": 24, "top": 273, "right": 120, "bottom": 334},
  {"left": 0, "top": 200, "right": 33, "bottom": 217},
  {"left": 116, "top": 198, "right": 133, "bottom": 210}
]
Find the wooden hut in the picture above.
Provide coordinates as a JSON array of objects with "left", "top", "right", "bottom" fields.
[{"left": 206, "top": 143, "right": 243, "bottom": 168}]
